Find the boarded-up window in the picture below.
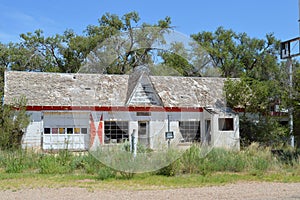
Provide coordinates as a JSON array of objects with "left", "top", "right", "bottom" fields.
[{"left": 218, "top": 118, "right": 234, "bottom": 131}]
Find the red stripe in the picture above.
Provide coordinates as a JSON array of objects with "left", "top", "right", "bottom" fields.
[{"left": 25, "top": 106, "right": 203, "bottom": 112}]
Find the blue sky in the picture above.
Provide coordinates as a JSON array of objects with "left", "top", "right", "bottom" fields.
[{"left": 0, "top": 0, "right": 299, "bottom": 44}]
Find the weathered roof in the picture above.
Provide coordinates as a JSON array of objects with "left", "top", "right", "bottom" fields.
[{"left": 4, "top": 71, "right": 227, "bottom": 108}]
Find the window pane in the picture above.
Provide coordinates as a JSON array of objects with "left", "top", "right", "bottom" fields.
[
  {"left": 218, "top": 118, "right": 234, "bottom": 131},
  {"left": 179, "top": 121, "right": 201, "bottom": 143},
  {"left": 59, "top": 128, "right": 65, "bottom": 134},
  {"left": 67, "top": 128, "right": 73, "bottom": 134},
  {"left": 74, "top": 128, "right": 80, "bottom": 134},
  {"left": 104, "top": 121, "right": 128, "bottom": 144},
  {"left": 52, "top": 128, "right": 58, "bottom": 134},
  {"left": 44, "top": 128, "right": 50, "bottom": 134},
  {"left": 81, "top": 128, "right": 87, "bottom": 134}
]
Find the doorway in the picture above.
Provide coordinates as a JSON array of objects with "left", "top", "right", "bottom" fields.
[
  {"left": 205, "top": 120, "right": 211, "bottom": 145},
  {"left": 138, "top": 121, "right": 149, "bottom": 147}
]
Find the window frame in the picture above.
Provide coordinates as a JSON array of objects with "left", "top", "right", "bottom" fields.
[
  {"left": 179, "top": 121, "right": 201, "bottom": 143},
  {"left": 104, "top": 121, "right": 129, "bottom": 144},
  {"left": 218, "top": 118, "right": 234, "bottom": 131}
]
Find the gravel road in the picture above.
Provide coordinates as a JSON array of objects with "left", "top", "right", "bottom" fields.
[{"left": 0, "top": 182, "right": 299, "bottom": 200}]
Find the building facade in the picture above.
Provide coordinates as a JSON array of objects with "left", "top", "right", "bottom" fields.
[{"left": 4, "top": 69, "right": 240, "bottom": 151}]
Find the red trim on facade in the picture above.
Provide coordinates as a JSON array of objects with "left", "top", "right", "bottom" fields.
[
  {"left": 25, "top": 106, "right": 203, "bottom": 112},
  {"left": 98, "top": 121, "right": 103, "bottom": 145},
  {"left": 89, "top": 114, "right": 96, "bottom": 148}
]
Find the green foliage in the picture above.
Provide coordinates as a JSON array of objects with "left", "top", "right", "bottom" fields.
[
  {"left": 180, "top": 144, "right": 203, "bottom": 174},
  {"left": 0, "top": 145, "right": 299, "bottom": 181},
  {"left": 191, "top": 27, "right": 280, "bottom": 79},
  {"left": 225, "top": 77, "right": 289, "bottom": 147},
  {"left": 97, "top": 166, "right": 116, "bottom": 180},
  {"left": 0, "top": 97, "right": 30, "bottom": 150},
  {"left": 0, "top": 149, "right": 40, "bottom": 173},
  {"left": 239, "top": 117, "right": 289, "bottom": 147},
  {"left": 155, "top": 149, "right": 182, "bottom": 176}
]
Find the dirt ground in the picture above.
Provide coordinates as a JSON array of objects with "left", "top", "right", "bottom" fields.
[
  {"left": 0, "top": 182, "right": 299, "bottom": 200},
  {"left": 0, "top": 182, "right": 300, "bottom": 200}
]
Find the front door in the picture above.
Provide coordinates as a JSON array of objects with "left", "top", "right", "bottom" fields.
[{"left": 138, "top": 121, "right": 149, "bottom": 147}]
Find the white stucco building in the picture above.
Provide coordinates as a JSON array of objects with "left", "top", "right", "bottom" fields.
[{"left": 4, "top": 69, "right": 240, "bottom": 151}]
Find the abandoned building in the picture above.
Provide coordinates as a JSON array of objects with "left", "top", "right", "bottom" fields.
[{"left": 4, "top": 68, "right": 240, "bottom": 151}]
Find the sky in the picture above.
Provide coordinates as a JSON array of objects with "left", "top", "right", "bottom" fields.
[{"left": 0, "top": 0, "right": 299, "bottom": 44}]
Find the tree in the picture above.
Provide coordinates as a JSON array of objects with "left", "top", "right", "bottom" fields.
[
  {"left": 81, "top": 12, "right": 173, "bottom": 74},
  {"left": 225, "top": 76, "right": 289, "bottom": 146},
  {"left": 193, "top": 27, "right": 289, "bottom": 146},
  {"left": 0, "top": 97, "right": 30, "bottom": 150},
  {"left": 293, "top": 62, "right": 300, "bottom": 146},
  {"left": 191, "top": 27, "right": 281, "bottom": 79}
]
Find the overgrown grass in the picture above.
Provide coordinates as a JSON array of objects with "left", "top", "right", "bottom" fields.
[{"left": 0, "top": 143, "right": 299, "bottom": 190}]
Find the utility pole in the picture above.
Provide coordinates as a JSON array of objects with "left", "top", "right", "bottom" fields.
[
  {"left": 279, "top": 1, "right": 300, "bottom": 148},
  {"left": 288, "top": 57, "right": 294, "bottom": 148}
]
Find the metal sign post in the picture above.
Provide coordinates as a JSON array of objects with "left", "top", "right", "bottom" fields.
[
  {"left": 280, "top": 38, "right": 300, "bottom": 148},
  {"left": 165, "top": 115, "right": 174, "bottom": 148}
]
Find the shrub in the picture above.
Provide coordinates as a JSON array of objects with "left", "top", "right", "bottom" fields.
[
  {"left": 181, "top": 144, "right": 203, "bottom": 174},
  {"left": 97, "top": 166, "right": 116, "bottom": 180}
]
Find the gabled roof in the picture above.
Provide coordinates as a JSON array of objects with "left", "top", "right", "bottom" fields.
[
  {"left": 4, "top": 71, "right": 227, "bottom": 108},
  {"left": 126, "top": 71, "right": 163, "bottom": 106}
]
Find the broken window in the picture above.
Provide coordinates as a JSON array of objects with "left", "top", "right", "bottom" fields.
[
  {"left": 179, "top": 121, "right": 201, "bottom": 143},
  {"left": 218, "top": 118, "right": 234, "bottom": 131},
  {"left": 104, "top": 121, "right": 129, "bottom": 144}
]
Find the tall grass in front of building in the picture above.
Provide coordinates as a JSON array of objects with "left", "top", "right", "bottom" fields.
[{"left": 0, "top": 143, "right": 299, "bottom": 180}]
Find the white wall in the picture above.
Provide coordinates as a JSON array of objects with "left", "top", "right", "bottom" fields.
[
  {"left": 22, "top": 111, "right": 42, "bottom": 149},
  {"left": 22, "top": 110, "right": 239, "bottom": 151}
]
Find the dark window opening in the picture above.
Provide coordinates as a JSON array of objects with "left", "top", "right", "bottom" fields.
[
  {"left": 104, "top": 121, "right": 129, "bottom": 144},
  {"left": 179, "top": 121, "right": 201, "bottom": 143},
  {"left": 138, "top": 122, "right": 147, "bottom": 135},
  {"left": 218, "top": 118, "right": 234, "bottom": 131},
  {"left": 136, "top": 112, "right": 151, "bottom": 116},
  {"left": 81, "top": 128, "right": 87, "bottom": 134},
  {"left": 44, "top": 128, "right": 51, "bottom": 134},
  {"left": 67, "top": 128, "right": 73, "bottom": 134}
]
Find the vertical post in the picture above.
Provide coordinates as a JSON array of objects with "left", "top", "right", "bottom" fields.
[
  {"left": 288, "top": 58, "right": 294, "bottom": 148},
  {"left": 131, "top": 129, "right": 137, "bottom": 158},
  {"left": 299, "top": 0, "right": 300, "bottom": 36},
  {"left": 167, "top": 115, "right": 170, "bottom": 148}
]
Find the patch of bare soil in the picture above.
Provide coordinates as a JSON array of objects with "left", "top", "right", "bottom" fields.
[{"left": 0, "top": 182, "right": 300, "bottom": 200}]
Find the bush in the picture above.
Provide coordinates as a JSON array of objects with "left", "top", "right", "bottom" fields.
[
  {"left": 156, "top": 159, "right": 181, "bottom": 176},
  {"left": 181, "top": 144, "right": 203, "bottom": 174},
  {"left": 38, "top": 154, "right": 71, "bottom": 174},
  {"left": 205, "top": 148, "right": 246, "bottom": 172},
  {"left": 1, "top": 149, "right": 40, "bottom": 173},
  {"left": 97, "top": 167, "right": 116, "bottom": 180}
]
